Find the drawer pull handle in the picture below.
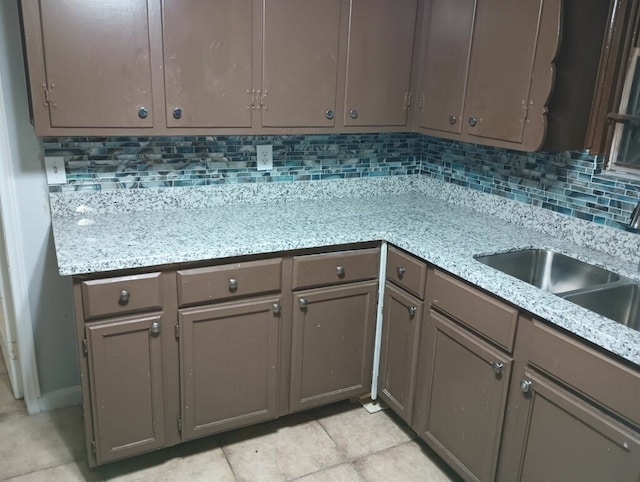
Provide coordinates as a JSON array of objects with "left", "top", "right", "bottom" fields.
[
  {"left": 325, "top": 109, "right": 334, "bottom": 120},
  {"left": 272, "top": 303, "right": 281, "bottom": 315},
  {"left": 520, "top": 379, "right": 533, "bottom": 393},
  {"left": 119, "top": 290, "right": 131, "bottom": 305},
  {"left": 299, "top": 298, "right": 308, "bottom": 310},
  {"left": 468, "top": 116, "right": 477, "bottom": 127},
  {"left": 228, "top": 278, "right": 238, "bottom": 291},
  {"left": 336, "top": 266, "right": 345, "bottom": 278},
  {"left": 396, "top": 266, "right": 406, "bottom": 278},
  {"left": 137, "top": 106, "right": 149, "bottom": 119},
  {"left": 407, "top": 305, "right": 417, "bottom": 317},
  {"left": 449, "top": 115, "right": 457, "bottom": 125},
  {"left": 149, "top": 322, "right": 161, "bottom": 335},
  {"left": 490, "top": 361, "right": 504, "bottom": 376}
]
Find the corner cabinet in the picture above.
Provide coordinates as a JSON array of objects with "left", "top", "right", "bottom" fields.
[
  {"left": 289, "top": 249, "right": 379, "bottom": 412},
  {"left": 414, "top": 0, "right": 611, "bottom": 151}
]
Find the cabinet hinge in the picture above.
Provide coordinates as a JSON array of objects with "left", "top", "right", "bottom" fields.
[
  {"left": 91, "top": 440, "right": 96, "bottom": 455},
  {"left": 174, "top": 323, "right": 180, "bottom": 340},
  {"left": 82, "top": 339, "right": 88, "bottom": 356},
  {"left": 418, "top": 93, "right": 425, "bottom": 112},
  {"left": 177, "top": 416, "right": 182, "bottom": 433},
  {"left": 403, "top": 91, "right": 413, "bottom": 111},
  {"left": 521, "top": 99, "right": 532, "bottom": 123},
  {"left": 259, "top": 89, "right": 268, "bottom": 111},
  {"left": 42, "top": 82, "right": 56, "bottom": 108}
]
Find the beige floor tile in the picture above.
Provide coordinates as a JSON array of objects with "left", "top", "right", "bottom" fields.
[
  {"left": 0, "top": 372, "right": 26, "bottom": 414},
  {"left": 353, "top": 442, "right": 455, "bottom": 482},
  {"left": 317, "top": 402, "right": 413, "bottom": 460},
  {"left": 0, "top": 405, "right": 85, "bottom": 480},
  {"left": 98, "top": 436, "right": 235, "bottom": 482},
  {"left": 293, "top": 463, "right": 363, "bottom": 482},
  {"left": 4, "top": 460, "right": 102, "bottom": 482},
  {"left": 220, "top": 414, "right": 345, "bottom": 482}
]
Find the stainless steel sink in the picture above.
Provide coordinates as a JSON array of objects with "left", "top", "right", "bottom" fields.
[
  {"left": 474, "top": 249, "right": 620, "bottom": 294},
  {"left": 564, "top": 284, "right": 640, "bottom": 332}
]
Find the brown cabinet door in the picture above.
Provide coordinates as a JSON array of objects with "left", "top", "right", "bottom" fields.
[
  {"left": 39, "top": 1, "right": 154, "bottom": 128},
  {"left": 378, "top": 283, "right": 423, "bottom": 424},
  {"left": 343, "top": 0, "right": 418, "bottom": 127},
  {"left": 416, "top": 0, "right": 476, "bottom": 134},
  {"left": 464, "top": 0, "right": 549, "bottom": 143},
  {"left": 290, "top": 280, "right": 378, "bottom": 412},
  {"left": 261, "top": 0, "right": 343, "bottom": 127},
  {"left": 162, "top": 0, "right": 255, "bottom": 128},
  {"left": 179, "top": 297, "right": 280, "bottom": 440},
  {"left": 86, "top": 314, "right": 166, "bottom": 465},
  {"left": 498, "top": 370, "right": 640, "bottom": 482},
  {"left": 413, "top": 309, "right": 513, "bottom": 482}
]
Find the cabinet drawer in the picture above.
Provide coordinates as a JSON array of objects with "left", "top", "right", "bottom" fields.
[
  {"left": 428, "top": 269, "right": 517, "bottom": 352},
  {"left": 177, "top": 258, "right": 282, "bottom": 306},
  {"left": 81, "top": 273, "right": 163, "bottom": 321},
  {"left": 527, "top": 319, "right": 640, "bottom": 428},
  {"left": 386, "top": 246, "right": 427, "bottom": 299},
  {"left": 292, "top": 248, "right": 380, "bottom": 290}
]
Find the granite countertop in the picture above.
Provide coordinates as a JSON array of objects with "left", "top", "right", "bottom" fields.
[{"left": 50, "top": 178, "right": 640, "bottom": 367}]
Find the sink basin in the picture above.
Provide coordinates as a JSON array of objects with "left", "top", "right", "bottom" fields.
[
  {"left": 563, "top": 284, "right": 640, "bottom": 333},
  {"left": 475, "top": 249, "right": 620, "bottom": 294}
]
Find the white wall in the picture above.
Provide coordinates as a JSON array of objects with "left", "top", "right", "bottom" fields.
[{"left": 0, "top": 1, "right": 78, "bottom": 406}]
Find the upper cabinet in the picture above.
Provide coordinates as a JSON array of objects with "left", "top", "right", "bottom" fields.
[
  {"left": 22, "top": 0, "right": 157, "bottom": 131},
  {"left": 162, "top": 0, "right": 255, "bottom": 129},
  {"left": 342, "top": 0, "right": 418, "bottom": 127},
  {"left": 414, "top": 0, "right": 611, "bottom": 152}
]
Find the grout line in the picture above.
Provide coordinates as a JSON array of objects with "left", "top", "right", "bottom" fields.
[{"left": 218, "top": 439, "right": 240, "bottom": 482}]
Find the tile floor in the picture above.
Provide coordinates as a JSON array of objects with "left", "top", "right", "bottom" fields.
[{"left": 0, "top": 350, "right": 459, "bottom": 481}]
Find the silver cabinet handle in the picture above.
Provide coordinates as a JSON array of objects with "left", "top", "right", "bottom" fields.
[
  {"left": 396, "top": 266, "right": 406, "bottom": 278},
  {"left": 138, "top": 106, "right": 149, "bottom": 119},
  {"left": 228, "top": 278, "right": 238, "bottom": 291},
  {"left": 119, "top": 290, "right": 131, "bottom": 305},
  {"left": 490, "top": 361, "right": 504, "bottom": 375},
  {"left": 468, "top": 117, "right": 477, "bottom": 127},
  {"left": 325, "top": 110, "right": 334, "bottom": 120},
  {"left": 407, "top": 305, "right": 417, "bottom": 317},
  {"left": 449, "top": 115, "right": 457, "bottom": 125},
  {"left": 299, "top": 298, "right": 308, "bottom": 309},
  {"left": 173, "top": 107, "right": 183, "bottom": 119},
  {"left": 349, "top": 109, "right": 358, "bottom": 119},
  {"left": 272, "top": 303, "right": 281, "bottom": 315},
  {"left": 520, "top": 379, "right": 533, "bottom": 393},
  {"left": 336, "top": 266, "right": 345, "bottom": 278},
  {"left": 150, "top": 322, "right": 161, "bottom": 335}
]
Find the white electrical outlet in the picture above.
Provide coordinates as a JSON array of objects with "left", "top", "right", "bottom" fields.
[
  {"left": 44, "top": 156, "right": 67, "bottom": 185},
  {"left": 256, "top": 145, "right": 273, "bottom": 171}
]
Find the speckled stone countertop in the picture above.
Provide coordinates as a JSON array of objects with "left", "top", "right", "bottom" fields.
[{"left": 50, "top": 176, "right": 640, "bottom": 367}]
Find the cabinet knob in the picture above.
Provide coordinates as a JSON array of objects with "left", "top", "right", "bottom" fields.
[
  {"left": 299, "top": 298, "right": 308, "bottom": 310},
  {"left": 149, "top": 322, "right": 161, "bottom": 335},
  {"left": 520, "top": 379, "right": 533, "bottom": 393},
  {"left": 138, "top": 106, "right": 149, "bottom": 119},
  {"left": 407, "top": 305, "right": 417, "bottom": 317},
  {"left": 118, "top": 290, "right": 131, "bottom": 305},
  {"left": 396, "top": 266, "right": 406, "bottom": 278},
  {"left": 336, "top": 266, "right": 345, "bottom": 278},
  {"left": 173, "top": 107, "right": 183, "bottom": 119},
  {"left": 468, "top": 117, "right": 477, "bottom": 127},
  {"left": 228, "top": 278, "right": 238, "bottom": 291},
  {"left": 272, "top": 303, "right": 281, "bottom": 315},
  {"left": 325, "top": 110, "right": 334, "bottom": 120},
  {"left": 449, "top": 115, "right": 457, "bottom": 125},
  {"left": 349, "top": 109, "right": 359, "bottom": 119},
  {"left": 490, "top": 361, "right": 504, "bottom": 376}
]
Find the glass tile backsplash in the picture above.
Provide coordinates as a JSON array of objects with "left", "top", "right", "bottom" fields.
[{"left": 43, "top": 133, "right": 640, "bottom": 230}]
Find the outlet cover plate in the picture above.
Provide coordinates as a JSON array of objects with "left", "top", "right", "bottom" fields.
[
  {"left": 256, "top": 145, "right": 273, "bottom": 171},
  {"left": 44, "top": 156, "right": 67, "bottom": 185}
]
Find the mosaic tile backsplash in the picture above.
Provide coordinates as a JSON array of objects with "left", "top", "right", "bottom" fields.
[
  {"left": 43, "top": 133, "right": 640, "bottom": 230},
  {"left": 42, "top": 133, "right": 421, "bottom": 191},
  {"left": 421, "top": 136, "right": 640, "bottom": 229}
]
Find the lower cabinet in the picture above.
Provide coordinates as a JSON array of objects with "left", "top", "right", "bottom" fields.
[
  {"left": 378, "top": 282, "right": 423, "bottom": 424},
  {"left": 178, "top": 296, "right": 281, "bottom": 441},
  {"left": 289, "top": 280, "right": 378, "bottom": 412},
  {"left": 85, "top": 313, "right": 168, "bottom": 465},
  {"left": 413, "top": 309, "right": 513, "bottom": 482}
]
